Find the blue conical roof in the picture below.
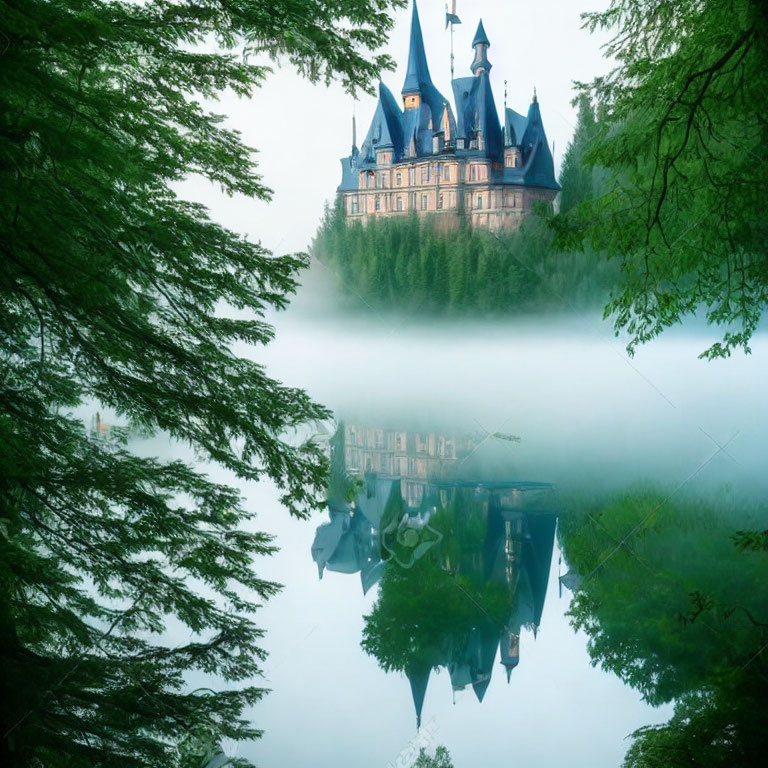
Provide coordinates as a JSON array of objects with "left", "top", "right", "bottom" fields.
[
  {"left": 472, "top": 19, "right": 490, "bottom": 47},
  {"left": 358, "top": 82, "right": 405, "bottom": 162},
  {"left": 472, "top": 677, "right": 491, "bottom": 702},
  {"left": 402, "top": 1, "right": 433, "bottom": 95},
  {"left": 520, "top": 97, "right": 560, "bottom": 190},
  {"left": 408, "top": 664, "right": 431, "bottom": 729}
]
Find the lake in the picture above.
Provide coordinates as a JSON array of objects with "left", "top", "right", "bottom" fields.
[{"left": 152, "top": 289, "right": 768, "bottom": 767}]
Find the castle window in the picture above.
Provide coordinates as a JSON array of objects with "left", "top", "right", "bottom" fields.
[
  {"left": 397, "top": 196, "right": 403, "bottom": 211},
  {"left": 375, "top": 196, "right": 381, "bottom": 211},
  {"left": 396, "top": 172, "right": 402, "bottom": 186},
  {"left": 444, "top": 166, "right": 450, "bottom": 181},
  {"left": 351, "top": 198, "right": 359, "bottom": 214},
  {"left": 477, "top": 195, "right": 483, "bottom": 209},
  {"left": 421, "top": 194, "right": 428, "bottom": 210},
  {"left": 470, "top": 165, "right": 477, "bottom": 181},
  {"left": 437, "top": 194, "right": 444, "bottom": 210},
  {"left": 409, "top": 168, "right": 416, "bottom": 185},
  {"left": 420, "top": 166, "right": 428, "bottom": 184},
  {"left": 404, "top": 94, "right": 421, "bottom": 109}
]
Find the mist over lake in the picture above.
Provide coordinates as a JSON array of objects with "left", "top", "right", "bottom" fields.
[{"left": 218, "top": 290, "right": 768, "bottom": 768}]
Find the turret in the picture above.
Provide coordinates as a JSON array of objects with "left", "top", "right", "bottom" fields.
[
  {"left": 499, "top": 626, "right": 520, "bottom": 683},
  {"left": 471, "top": 20, "right": 492, "bottom": 75},
  {"left": 402, "top": 1, "right": 432, "bottom": 110}
]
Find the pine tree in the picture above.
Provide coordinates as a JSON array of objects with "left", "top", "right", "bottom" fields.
[
  {"left": 558, "top": 95, "right": 599, "bottom": 214},
  {"left": 0, "top": 0, "right": 404, "bottom": 765}
]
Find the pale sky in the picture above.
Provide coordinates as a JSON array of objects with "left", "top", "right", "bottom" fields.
[{"left": 180, "top": 0, "right": 614, "bottom": 255}]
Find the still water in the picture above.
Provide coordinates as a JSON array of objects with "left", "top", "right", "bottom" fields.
[{"left": 176, "top": 292, "right": 768, "bottom": 766}]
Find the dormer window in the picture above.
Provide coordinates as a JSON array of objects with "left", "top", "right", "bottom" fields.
[
  {"left": 441, "top": 106, "right": 452, "bottom": 141},
  {"left": 505, "top": 148, "right": 521, "bottom": 168}
]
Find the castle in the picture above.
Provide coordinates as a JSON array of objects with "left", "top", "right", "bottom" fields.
[
  {"left": 312, "top": 421, "right": 558, "bottom": 727},
  {"left": 337, "top": 1, "right": 560, "bottom": 232}
]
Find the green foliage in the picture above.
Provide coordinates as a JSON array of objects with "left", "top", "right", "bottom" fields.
[
  {"left": 361, "top": 489, "right": 510, "bottom": 675},
  {"left": 0, "top": 0, "right": 404, "bottom": 765},
  {"left": 558, "top": 95, "right": 600, "bottom": 214},
  {"left": 311, "top": 202, "right": 617, "bottom": 314},
  {"left": 561, "top": 0, "right": 768, "bottom": 357},
  {"left": 414, "top": 745, "right": 454, "bottom": 768},
  {"left": 623, "top": 685, "right": 768, "bottom": 768},
  {"left": 558, "top": 487, "right": 768, "bottom": 765}
]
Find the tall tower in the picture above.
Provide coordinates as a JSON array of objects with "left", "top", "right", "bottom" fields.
[
  {"left": 470, "top": 20, "right": 492, "bottom": 75},
  {"left": 402, "top": 0, "right": 432, "bottom": 110}
]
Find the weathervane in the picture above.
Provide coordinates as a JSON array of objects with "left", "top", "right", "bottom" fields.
[{"left": 445, "top": 1, "right": 461, "bottom": 81}]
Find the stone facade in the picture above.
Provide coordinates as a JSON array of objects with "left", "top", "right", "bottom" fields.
[{"left": 343, "top": 423, "right": 475, "bottom": 509}]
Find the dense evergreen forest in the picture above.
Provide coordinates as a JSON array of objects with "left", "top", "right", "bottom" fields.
[{"left": 311, "top": 97, "right": 618, "bottom": 315}]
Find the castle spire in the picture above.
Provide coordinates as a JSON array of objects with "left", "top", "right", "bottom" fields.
[
  {"left": 402, "top": 0, "right": 433, "bottom": 106},
  {"left": 471, "top": 19, "right": 492, "bottom": 74},
  {"left": 407, "top": 664, "right": 431, "bottom": 730}
]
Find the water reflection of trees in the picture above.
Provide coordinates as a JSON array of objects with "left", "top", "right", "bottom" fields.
[
  {"left": 558, "top": 489, "right": 768, "bottom": 766},
  {"left": 313, "top": 421, "right": 557, "bottom": 726}
]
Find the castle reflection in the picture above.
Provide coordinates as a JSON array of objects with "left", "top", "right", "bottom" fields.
[{"left": 312, "top": 422, "right": 558, "bottom": 726}]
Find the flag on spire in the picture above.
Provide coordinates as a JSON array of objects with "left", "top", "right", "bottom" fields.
[{"left": 445, "top": 0, "right": 461, "bottom": 28}]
